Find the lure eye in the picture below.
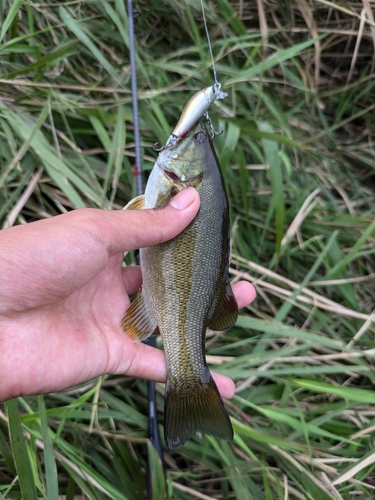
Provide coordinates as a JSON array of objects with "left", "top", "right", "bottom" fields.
[
  {"left": 193, "top": 132, "right": 206, "bottom": 144},
  {"left": 212, "top": 85, "right": 217, "bottom": 94}
]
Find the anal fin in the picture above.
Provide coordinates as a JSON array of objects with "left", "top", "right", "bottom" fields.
[
  {"left": 120, "top": 287, "right": 157, "bottom": 341},
  {"left": 209, "top": 281, "right": 238, "bottom": 331}
]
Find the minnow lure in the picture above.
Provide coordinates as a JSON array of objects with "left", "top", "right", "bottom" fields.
[{"left": 164, "top": 83, "right": 227, "bottom": 149}]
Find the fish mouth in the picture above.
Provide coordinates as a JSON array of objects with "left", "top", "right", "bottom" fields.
[{"left": 163, "top": 168, "right": 203, "bottom": 188}]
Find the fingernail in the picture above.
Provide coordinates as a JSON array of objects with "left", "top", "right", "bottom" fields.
[{"left": 170, "top": 187, "right": 197, "bottom": 210}]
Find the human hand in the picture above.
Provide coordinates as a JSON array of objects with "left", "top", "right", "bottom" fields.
[{"left": 0, "top": 187, "right": 256, "bottom": 402}]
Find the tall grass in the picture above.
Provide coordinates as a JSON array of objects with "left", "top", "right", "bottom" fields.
[{"left": 1, "top": 1, "right": 375, "bottom": 498}]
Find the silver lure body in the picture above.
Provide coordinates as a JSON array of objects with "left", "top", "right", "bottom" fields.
[{"left": 165, "top": 84, "right": 227, "bottom": 148}]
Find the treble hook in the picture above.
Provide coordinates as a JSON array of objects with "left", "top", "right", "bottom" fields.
[
  {"left": 204, "top": 111, "right": 223, "bottom": 139},
  {"left": 153, "top": 142, "right": 167, "bottom": 152},
  {"left": 154, "top": 133, "right": 180, "bottom": 151}
]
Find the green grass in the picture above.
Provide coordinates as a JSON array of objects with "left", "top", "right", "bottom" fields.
[{"left": 1, "top": 0, "right": 375, "bottom": 498}]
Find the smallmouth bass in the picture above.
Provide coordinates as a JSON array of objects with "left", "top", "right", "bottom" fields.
[{"left": 121, "top": 121, "right": 238, "bottom": 449}]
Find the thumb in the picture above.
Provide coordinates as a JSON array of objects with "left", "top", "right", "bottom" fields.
[{"left": 102, "top": 187, "right": 200, "bottom": 255}]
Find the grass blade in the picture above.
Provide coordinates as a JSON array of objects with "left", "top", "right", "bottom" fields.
[
  {"left": 226, "top": 36, "right": 324, "bottom": 84},
  {"left": 147, "top": 441, "right": 166, "bottom": 500},
  {"left": 0, "top": 0, "right": 23, "bottom": 43},
  {"left": 259, "top": 121, "right": 284, "bottom": 259},
  {"left": 38, "top": 396, "right": 59, "bottom": 500},
  {"left": 5, "top": 399, "right": 38, "bottom": 500},
  {"left": 59, "top": 6, "right": 123, "bottom": 85}
]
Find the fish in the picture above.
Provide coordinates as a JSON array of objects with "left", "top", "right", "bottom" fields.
[
  {"left": 121, "top": 121, "right": 238, "bottom": 449},
  {"left": 165, "top": 84, "right": 227, "bottom": 148}
]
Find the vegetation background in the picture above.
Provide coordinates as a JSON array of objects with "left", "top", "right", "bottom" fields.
[{"left": 1, "top": 0, "right": 375, "bottom": 498}]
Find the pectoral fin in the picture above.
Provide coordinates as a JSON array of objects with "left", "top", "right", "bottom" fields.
[
  {"left": 209, "top": 282, "right": 238, "bottom": 331},
  {"left": 123, "top": 195, "right": 145, "bottom": 211},
  {"left": 120, "top": 287, "right": 157, "bottom": 340}
]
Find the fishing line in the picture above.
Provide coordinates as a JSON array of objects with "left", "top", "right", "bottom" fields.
[{"left": 200, "top": 0, "right": 219, "bottom": 86}]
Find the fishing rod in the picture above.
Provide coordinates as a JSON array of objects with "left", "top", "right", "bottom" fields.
[{"left": 127, "top": 1, "right": 164, "bottom": 498}]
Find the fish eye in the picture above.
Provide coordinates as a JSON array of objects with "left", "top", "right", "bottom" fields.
[
  {"left": 212, "top": 85, "right": 216, "bottom": 94},
  {"left": 193, "top": 132, "right": 206, "bottom": 144}
]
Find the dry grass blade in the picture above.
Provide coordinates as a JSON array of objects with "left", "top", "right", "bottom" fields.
[
  {"left": 348, "top": 8, "right": 366, "bottom": 82},
  {"left": 362, "top": 0, "right": 375, "bottom": 56},
  {"left": 315, "top": 0, "right": 375, "bottom": 27},
  {"left": 281, "top": 187, "right": 321, "bottom": 248},
  {"left": 2, "top": 169, "right": 42, "bottom": 228},
  {"left": 332, "top": 450, "right": 375, "bottom": 486},
  {"left": 172, "top": 481, "right": 217, "bottom": 499},
  {"left": 296, "top": 0, "right": 321, "bottom": 84},
  {"left": 256, "top": 0, "right": 268, "bottom": 45},
  {"left": 230, "top": 262, "right": 375, "bottom": 324}
]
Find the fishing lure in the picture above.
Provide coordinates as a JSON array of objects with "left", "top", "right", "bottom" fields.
[{"left": 164, "top": 83, "right": 227, "bottom": 148}]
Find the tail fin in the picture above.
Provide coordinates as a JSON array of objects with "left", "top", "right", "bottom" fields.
[{"left": 164, "top": 369, "right": 233, "bottom": 450}]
